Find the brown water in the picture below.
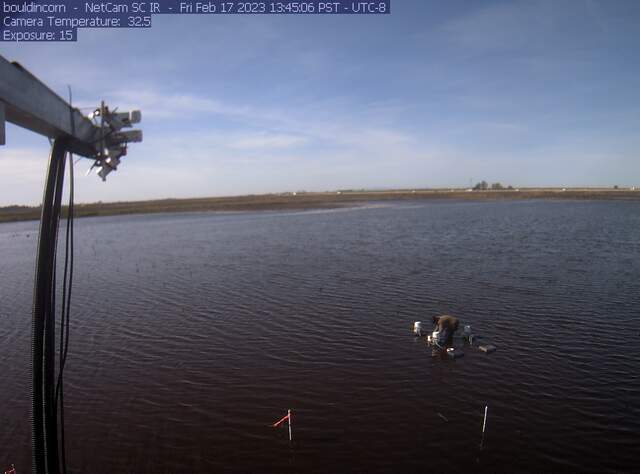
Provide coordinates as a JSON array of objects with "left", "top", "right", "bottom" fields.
[{"left": 1, "top": 200, "right": 639, "bottom": 473}]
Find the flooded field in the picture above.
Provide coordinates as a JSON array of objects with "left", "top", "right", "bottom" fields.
[{"left": 1, "top": 200, "right": 639, "bottom": 473}]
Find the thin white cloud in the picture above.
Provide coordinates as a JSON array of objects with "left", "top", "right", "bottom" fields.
[
  {"left": 439, "top": 1, "right": 554, "bottom": 53},
  {"left": 226, "top": 133, "right": 308, "bottom": 150},
  {"left": 107, "top": 89, "right": 268, "bottom": 121}
]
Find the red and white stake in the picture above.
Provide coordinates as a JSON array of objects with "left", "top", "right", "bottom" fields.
[{"left": 272, "top": 409, "right": 293, "bottom": 442}]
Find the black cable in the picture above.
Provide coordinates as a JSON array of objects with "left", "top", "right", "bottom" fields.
[
  {"left": 46, "top": 141, "right": 66, "bottom": 472},
  {"left": 31, "top": 157, "right": 54, "bottom": 474},
  {"left": 54, "top": 152, "right": 73, "bottom": 474},
  {"left": 52, "top": 86, "right": 76, "bottom": 474},
  {"left": 33, "top": 146, "right": 54, "bottom": 473},
  {"left": 62, "top": 173, "right": 73, "bottom": 471},
  {"left": 32, "top": 137, "right": 68, "bottom": 474},
  {"left": 34, "top": 85, "right": 78, "bottom": 474}
]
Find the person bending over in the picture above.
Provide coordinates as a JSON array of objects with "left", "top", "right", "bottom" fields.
[{"left": 432, "top": 315, "right": 459, "bottom": 346}]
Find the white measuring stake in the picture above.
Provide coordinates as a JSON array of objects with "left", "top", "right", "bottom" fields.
[
  {"left": 288, "top": 409, "right": 292, "bottom": 442},
  {"left": 482, "top": 405, "right": 488, "bottom": 434}
]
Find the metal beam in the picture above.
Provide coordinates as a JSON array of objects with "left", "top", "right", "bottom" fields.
[{"left": 0, "top": 55, "right": 99, "bottom": 157}]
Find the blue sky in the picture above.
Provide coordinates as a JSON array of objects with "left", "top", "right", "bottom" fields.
[{"left": 1, "top": 0, "right": 639, "bottom": 205}]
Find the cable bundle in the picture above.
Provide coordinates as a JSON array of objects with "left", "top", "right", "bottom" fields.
[{"left": 31, "top": 138, "right": 74, "bottom": 474}]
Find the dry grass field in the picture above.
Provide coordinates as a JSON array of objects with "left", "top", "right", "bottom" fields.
[{"left": 1, "top": 188, "right": 638, "bottom": 224}]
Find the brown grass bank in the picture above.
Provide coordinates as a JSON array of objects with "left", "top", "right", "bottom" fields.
[{"left": 1, "top": 188, "right": 639, "bottom": 224}]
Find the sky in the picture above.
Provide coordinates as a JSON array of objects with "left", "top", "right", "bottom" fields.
[{"left": 1, "top": 0, "right": 639, "bottom": 205}]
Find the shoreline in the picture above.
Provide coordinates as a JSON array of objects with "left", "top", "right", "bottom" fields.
[{"left": 1, "top": 188, "right": 639, "bottom": 224}]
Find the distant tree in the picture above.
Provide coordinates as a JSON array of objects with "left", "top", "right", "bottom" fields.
[
  {"left": 507, "top": 185, "right": 514, "bottom": 190},
  {"left": 491, "top": 182, "right": 504, "bottom": 190},
  {"left": 614, "top": 185, "right": 619, "bottom": 189},
  {"left": 473, "top": 180, "right": 489, "bottom": 191}
]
